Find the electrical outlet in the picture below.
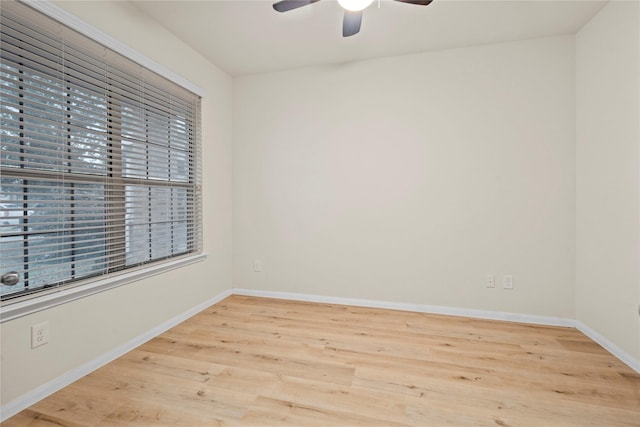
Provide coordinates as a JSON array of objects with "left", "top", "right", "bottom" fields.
[
  {"left": 503, "top": 275, "right": 514, "bottom": 290},
  {"left": 253, "top": 259, "right": 262, "bottom": 272},
  {"left": 486, "top": 275, "right": 495, "bottom": 288},
  {"left": 31, "top": 321, "right": 49, "bottom": 348}
]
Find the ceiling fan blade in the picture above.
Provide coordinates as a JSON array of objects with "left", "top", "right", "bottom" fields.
[
  {"left": 273, "top": 0, "right": 321, "bottom": 12},
  {"left": 273, "top": 0, "right": 320, "bottom": 12},
  {"left": 343, "top": 10, "right": 362, "bottom": 37},
  {"left": 393, "top": 0, "right": 434, "bottom": 5}
]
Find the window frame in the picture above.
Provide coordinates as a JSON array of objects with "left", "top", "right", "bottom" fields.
[{"left": 0, "top": 0, "right": 206, "bottom": 322}]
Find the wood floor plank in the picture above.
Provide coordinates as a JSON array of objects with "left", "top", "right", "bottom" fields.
[
  {"left": 240, "top": 395, "right": 408, "bottom": 427},
  {"left": 3, "top": 295, "right": 639, "bottom": 426}
]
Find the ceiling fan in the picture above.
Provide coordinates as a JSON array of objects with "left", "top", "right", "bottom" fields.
[{"left": 273, "top": 0, "right": 434, "bottom": 37}]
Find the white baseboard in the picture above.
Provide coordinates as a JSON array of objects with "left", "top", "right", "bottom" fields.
[
  {"left": 232, "top": 288, "right": 640, "bottom": 374},
  {"left": 0, "top": 289, "right": 233, "bottom": 422},
  {"left": 575, "top": 321, "right": 640, "bottom": 373},
  {"left": 231, "top": 288, "right": 575, "bottom": 327}
]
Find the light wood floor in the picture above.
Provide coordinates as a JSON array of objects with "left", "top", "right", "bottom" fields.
[{"left": 4, "top": 295, "right": 640, "bottom": 426}]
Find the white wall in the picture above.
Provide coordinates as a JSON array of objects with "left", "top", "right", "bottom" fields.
[
  {"left": 233, "top": 36, "right": 576, "bottom": 318},
  {"left": 576, "top": 1, "right": 640, "bottom": 363},
  {"left": 0, "top": 1, "right": 233, "bottom": 406}
]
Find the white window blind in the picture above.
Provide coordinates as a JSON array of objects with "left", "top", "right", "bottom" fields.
[{"left": 0, "top": 1, "right": 202, "bottom": 303}]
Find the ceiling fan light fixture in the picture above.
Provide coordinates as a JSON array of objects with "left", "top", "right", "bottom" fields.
[{"left": 337, "top": 0, "right": 374, "bottom": 12}]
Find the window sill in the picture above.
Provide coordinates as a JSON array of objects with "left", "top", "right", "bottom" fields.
[{"left": 0, "top": 253, "right": 207, "bottom": 323}]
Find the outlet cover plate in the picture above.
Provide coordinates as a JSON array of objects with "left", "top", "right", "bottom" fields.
[
  {"left": 503, "top": 275, "right": 514, "bottom": 290},
  {"left": 31, "top": 321, "right": 49, "bottom": 348}
]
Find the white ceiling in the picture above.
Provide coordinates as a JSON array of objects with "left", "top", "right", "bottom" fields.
[{"left": 130, "top": 0, "right": 607, "bottom": 76}]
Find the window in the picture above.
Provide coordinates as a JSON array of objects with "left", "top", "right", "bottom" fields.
[{"left": 0, "top": 1, "right": 202, "bottom": 308}]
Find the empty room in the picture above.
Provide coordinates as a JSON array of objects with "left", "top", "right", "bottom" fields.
[{"left": 0, "top": 0, "right": 639, "bottom": 425}]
